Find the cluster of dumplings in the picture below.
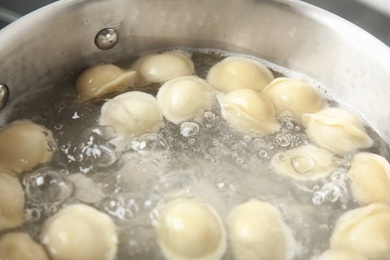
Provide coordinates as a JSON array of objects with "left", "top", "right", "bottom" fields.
[
  {"left": 0, "top": 121, "right": 118, "bottom": 259},
  {"left": 154, "top": 198, "right": 295, "bottom": 260},
  {"left": 75, "top": 50, "right": 388, "bottom": 259},
  {"left": 77, "top": 52, "right": 374, "bottom": 167},
  {"left": 0, "top": 49, "right": 388, "bottom": 260}
]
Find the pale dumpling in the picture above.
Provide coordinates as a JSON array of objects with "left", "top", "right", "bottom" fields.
[
  {"left": 330, "top": 203, "right": 390, "bottom": 259},
  {"left": 207, "top": 57, "right": 274, "bottom": 93},
  {"left": 301, "top": 108, "right": 373, "bottom": 154},
  {"left": 132, "top": 51, "right": 194, "bottom": 83},
  {"left": 217, "top": 89, "right": 280, "bottom": 135},
  {"left": 0, "top": 174, "right": 25, "bottom": 231},
  {"left": 0, "top": 120, "right": 55, "bottom": 174},
  {"left": 316, "top": 249, "right": 368, "bottom": 260},
  {"left": 157, "top": 76, "right": 216, "bottom": 124},
  {"left": 262, "top": 77, "right": 323, "bottom": 118},
  {"left": 76, "top": 64, "right": 138, "bottom": 100},
  {"left": 0, "top": 232, "right": 50, "bottom": 260},
  {"left": 40, "top": 204, "right": 118, "bottom": 260},
  {"left": 271, "top": 144, "right": 337, "bottom": 181},
  {"left": 348, "top": 152, "right": 390, "bottom": 205},
  {"left": 154, "top": 199, "right": 227, "bottom": 260},
  {"left": 226, "top": 199, "right": 295, "bottom": 260},
  {"left": 99, "top": 91, "right": 163, "bottom": 138}
]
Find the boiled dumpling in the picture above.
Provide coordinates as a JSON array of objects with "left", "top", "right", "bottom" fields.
[
  {"left": 301, "top": 108, "right": 373, "bottom": 155},
  {"left": 316, "top": 249, "right": 368, "bottom": 260},
  {"left": 157, "top": 76, "right": 216, "bottom": 124},
  {"left": 40, "top": 204, "right": 117, "bottom": 260},
  {"left": 0, "top": 174, "right": 25, "bottom": 231},
  {"left": 0, "top": 120, "right": 55, "bottom": 174},
  {"left": 262, "top": 77, "right": 323, "bottom": 118},
  {"left": 271, "top": 144, "right": 337, "bottom": 181},
  {"left": 76, "top": 64, "right": 138, "bottom": 100},
  {"left": 99, "top": 91, "right": 163, "bottom": 138},
  {"left": 207, "top": 57, "right": 274, "bottom": 93},
  {"left": 348, "top": 152, "right": 390, "bottom": 205},
  {"left": 217, "top": 89, "right": 280, "bottom": 135},
  {"left": 0, "top": 232, "right": 49, "bottom": 260},
  {"left": 226, "top": 199, "right": 295, "bottom": 260},
  {"left": 330, "top": 203, "right": 390, "bottom": 259},
  {"left": 154, "top": 198, "right": 226, "bottom": 260},
  {"left": 132, "top": 51, "right": 194, "bottom": 83}
]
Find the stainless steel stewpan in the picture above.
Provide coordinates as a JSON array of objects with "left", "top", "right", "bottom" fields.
[
  {"left": 0, "top": 0, "right": 389, "bottom": 141},
  {"left": 0, "top": 0, "right": 390, "bottom": 259}
]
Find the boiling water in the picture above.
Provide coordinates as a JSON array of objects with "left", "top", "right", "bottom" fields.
[{"left": 2, "top": 49, "right": 389, "bottom": 260}]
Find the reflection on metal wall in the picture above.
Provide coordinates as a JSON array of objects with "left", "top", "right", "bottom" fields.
[{"left": 0, "top": 0, "right": 389, "bottom": 45}]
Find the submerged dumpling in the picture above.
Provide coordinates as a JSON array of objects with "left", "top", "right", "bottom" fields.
[
  {"left": 154, "top": 199, "right": 226, "bottom": 260},
  {"left": 217, "top": 89, "right": 280, "bottom": 135},
  {"left": 40, "top": 204, "right": 117, "bottom": 260},
  {"left": 0, "top": 120, "right": 55, "bottom": 174},
  {"left": 0, "top": 174, "right": 25, "bottom": 231},
  {"left": 132, "top": 51, "right": 194, "bottom": 83},
  {"left": 262, "top": 77, "right": 323, "bottom": 118},
  {"left": 226, "top": 199, "right": 295, "bottom": 260},
  {"left": 207, "top": 57, "right": 274, "bottom": 93},
  {"left": 76, "top": 64, "right": 138, "bottom": 100},
  {"left": 348, "top": 152, "right": 390, "bottom": 205},
  {"left": 0, "top": 232, "right": 49, "bottom": 260},
  {"left": 316, "top": 249, "right": 368, "bottom": 260},
  {"left": 301, "top": 108, "right": 373, "bottom": 155},
  {"left": 157, "top": 76, "right": 216, "bottom": 124},
  {"left": 99, "top": 91, "right": 163, "bottom": 138},
  {"left": 271, "top": 144, "right": 337, "bottom": 181},
  {"left": 330, "top": 203, "right": 390, "bottom": 259}
]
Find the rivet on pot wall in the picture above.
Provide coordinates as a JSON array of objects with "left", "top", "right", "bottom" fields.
[
  {"left": 95, "top": 28, "right": 119, "bottom": 50},
  {"left": 0, "top": 84, "right": 9, "bottom": 110}
]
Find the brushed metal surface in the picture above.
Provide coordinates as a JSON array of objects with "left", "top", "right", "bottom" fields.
[{"left": 0, "top": 0, "right": 389, "bottom": 142}]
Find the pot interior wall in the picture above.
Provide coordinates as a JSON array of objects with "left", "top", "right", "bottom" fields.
[{"left": 0, "top": 0, "right": 389, "bottom": 143}]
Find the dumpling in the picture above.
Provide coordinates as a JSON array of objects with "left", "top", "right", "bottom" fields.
[
  {"left": 132, "top": 51, "right": 194, "bottom": 83},
  {"left": 348, "top": 152, "right": 390, "bottom": 205},
  {"left": 207, "top": 57, "right": 274, "bottom": 93},
  {"left": 217, "top": 89, "right": 280, "bottom": 135},
  {"left": 226, "top": 199, "right": 295, "bottom": 260},
  {"left": 40, "top": 204, "right": 117, "bottom": 260},
  {"left": 76, "top": 64, "right": 138, "bottom": 100},
  {"left": 330, "top": 203, "right": 390, "bottom": 259},
  {"left": 154, "top": 198, "right": 226, "bottom": 260},
  {"left": 0, "top": 174, "right": 25, "bottom": 231},
  {"left": 99, "top": 91, "right": 163, "bottom": 138},
  {"left": 316, "top": 249, "right": 368, "bottom": 260},
  {"left": 262, "top": 77, "right": 323, "bottom": 118},
  {"left": 301, "top": 108, "right": 373, "bottom": 155},
  {"left": 0, "top": 120, "right": 55, "bottom": 174},
  {"left": 157, "top": 76, "right": 216, "bottom": 124},
  {"left": 0, "top": 232, "right": 49, "bottom": 260},
  {"left": 271, "top": 144, "right": 337, "bottom": 181}
]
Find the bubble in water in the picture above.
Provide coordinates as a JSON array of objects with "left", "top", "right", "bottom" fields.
[
  {"left": 243, "top": 135, "right": 251, "bottom": 142},
  {"left": 259, "top": 150, "right": 268, "bottom": 158},
  {"left": 54, "top": 124, "right": 63, "bottom": 130},
  {"left": 204, "top": 111, "right": 216, "bottom": 121},
  {"left": 180, "top": 122, "right": 200, "bottom": 137},
  {"left": 275, "top": 133, "right": 291, "bottom": 147},
  {"left": 131, "top": 134, "right": 168, "bottom": 152},
  {"left": 23, "top": 167, "right": 73, "bottom": 204},
  {"left": 291, "top": 156, "right": 316, "bottom": 174},
  {"left": 254, "top": 138, "right": 266, "bottom": 148},
  {"left": 96, "top": 145, "right": 120, "bottom": 167},
  {"left": 312, "top": 182, "right": 347, "bottom": 206},
  {"left": 25, "top": 207, "right": 41, "bottom": 222}
]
